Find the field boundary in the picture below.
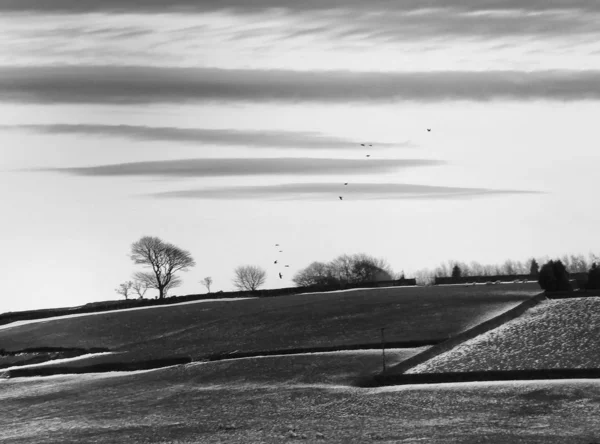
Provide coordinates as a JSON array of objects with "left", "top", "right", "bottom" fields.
[
  {"left": 203, "top": 340, "right": 439, "bottom": 362},
  {"left": 2, "top": 356, "right": 192, "bottom": 379},
  {"left": 382, "top": 292, "right": 547, "bottom": 376},
  {"left": 363, "top": 368, "right": 600, "bottom": 387}
]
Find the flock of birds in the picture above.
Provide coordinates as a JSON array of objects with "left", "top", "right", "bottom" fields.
[
  {"left": 338, "top": 128, "right": 431, "bottom": 201},
  {"left": 274, "top": 244, "right": 290, "bottom": 279},
  {"left": 276, "top": 128, "right": 431, "bottom": 279}
]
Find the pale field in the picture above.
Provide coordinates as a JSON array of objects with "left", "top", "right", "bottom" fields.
[
  {"left": 408, "top": 297, "right": 600, "bottom": 373},
  {"left": 1, "top": 361, "right": 599, "bottom": 443}
]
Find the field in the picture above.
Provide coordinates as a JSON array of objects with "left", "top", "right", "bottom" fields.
[
  {"left": 2, "top": 364, "right": 600, "bottom": 443},
  {"left": 0, "top": 284, "right": 539, "bottom": 368},
  {"left": 407, "top": 297, "right": 600, "bottom": 373},
  {"left": 5, "top": 283, "right": 598, "bottom": 443}
]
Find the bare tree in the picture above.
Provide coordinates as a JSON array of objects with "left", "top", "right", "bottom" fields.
[
  {"left": 130, "top": 236, "right": 195, "bottom": 299},
  {"left": 292, "top": 261, "right": 336, "bottom": 287},
  {"left": 233, "top": 265, "right": 266, "bottom": 291},
  {"left": 201, "top": 276, "right": 213, "bottom": 293},
  {"left": 132, "top": 280, "right": 148, "bottom": 299},
  {"left": 115, "top": 281, "right": 133, "bottom": 300}
]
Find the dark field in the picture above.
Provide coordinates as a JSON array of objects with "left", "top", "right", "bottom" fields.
[{"left": 0, "top": 284, "right": 540, "bottom": 366}]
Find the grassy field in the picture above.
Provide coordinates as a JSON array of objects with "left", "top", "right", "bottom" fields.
[
  {"left": 4, "top": 283, "right": 575, "bottom": 443},
  {"left": 408, "top": 297, "right": 600, "bottom": 373},
  {"left": 1, "top": 362, "right": 599, "bottom": 443},
  {"left": 0, "top": 284, "right": 540, "bottom": 367}
]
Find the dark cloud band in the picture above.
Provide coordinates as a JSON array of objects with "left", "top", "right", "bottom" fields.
[
  {"left": 1, "top": 66, "right": 600, "bottom": 104},
  {"left": 1, "top": 124, "right": 407, "bottom": 149},
  {"left": 39, "top": 157, "right": 444, "bottom": 177},
  {"left": 1, "top": 0, "right": 598, "bottom": 14},
  {"left": 150, "top": 182, "right": 543, "bottom": 201}
]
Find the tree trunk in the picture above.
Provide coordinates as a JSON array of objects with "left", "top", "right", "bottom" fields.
[{"left": 158, "top": 287, "right": 165, "bottom": 299}]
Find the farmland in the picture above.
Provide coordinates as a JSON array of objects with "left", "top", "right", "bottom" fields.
[
  {"left": 5, "top": 283, "right": 598, "bottom": 443},
  {"left": 407, "top": 297, "right": 600, "bottom": 373},
  {"left": 0, "top": 284, "right": 539, "bottom": 367}
]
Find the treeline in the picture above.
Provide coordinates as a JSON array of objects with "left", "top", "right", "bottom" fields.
[
  {"left": 412, "top": 253, "right": 599, "bottom": 286},
  {"left": 292, "top": 253, "right": 404, "bottom": 289}
]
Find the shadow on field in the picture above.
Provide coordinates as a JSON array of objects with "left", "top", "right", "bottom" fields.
[{"left": 355, "top": 368, "right": 600, "bottom": 387}]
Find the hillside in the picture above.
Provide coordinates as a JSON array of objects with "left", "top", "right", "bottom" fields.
[
  {"left": 407, "top": 297, "right": 600, "bottom": 373},
  {"left": 0, "top": 284, "right": 540, "bottom": 369}
]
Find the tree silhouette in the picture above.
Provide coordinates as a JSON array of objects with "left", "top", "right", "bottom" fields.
[
  {"left": 451, "top": 264, "right": 462, "bottom": 280},
  {"left": 115, "top": 281, "right": 133, "bottom": 300},
  {"left": 233, "top": 265, "right": 266, "bottom": 291},
  {"left": 201, "top": 276, "right": 213, "bottom": 293},
  {"left": 130, "top": 236, "right": 195, "bottom": 299}
]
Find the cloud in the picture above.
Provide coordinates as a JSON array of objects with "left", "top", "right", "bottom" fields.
[
  {"left": 2, "top": 124, "right": 410, "bottom": 149},
  {"left": 2, "top": 66, "right": 600, "bottom": 105},
  {"left": 149, "top": 182, "right": 544, "bottom": 201},
  {"left": 1, "top": 0, "right": 599, "bottom": 14},
  {"left": 40, "top": 158, "right": 444, "bottom": 178}
]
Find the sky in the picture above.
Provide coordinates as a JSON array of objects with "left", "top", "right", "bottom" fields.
[{"left": 1, "top": 1, "right": 600, "bottom": 313}]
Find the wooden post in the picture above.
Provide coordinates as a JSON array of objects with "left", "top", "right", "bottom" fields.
[{"left": 381, "top": 327, "right": 386, "bottom": 374}]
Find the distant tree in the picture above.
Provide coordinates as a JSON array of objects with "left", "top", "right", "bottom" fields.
[
  {"left": 329, "top": 254, "right": 354, "bottom": 285},
  {"left": 292, "top": 261, "right": 337, "bottom": 288},
  {"left": 587, "top": 263, "right": 600, "bottom": 290},
  {"left": 115, "top": 281, "right": 133, "bottom": 300},
  {"left": 350, "top": 254, "right": 393, "bottom": 283},
  {"left": 451, "top": 264, "right": 462, "bottom": 280},
  {"left": 529, "top": 259, "right": 539, "bottom": 277},
  {"left": 201, "top": 276, "right": 213, "bottom": 293},
  {"left": 538, "top": 260, "right": 571, "bottom": 292},
  {"left": 233, "top": 265, "right": 266, "bottom": 291},
  {"left": 131, "top": 280, "right": 148, "bottom": 299},
  {"left": 130, "top": 236, "right": 195, "bottom": 299},
  {"left": 501, "top": 259, "right": 517, "bottom": 275}
]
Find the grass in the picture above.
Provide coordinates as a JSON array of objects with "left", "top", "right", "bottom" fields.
[
  {"left": 0, "top": 284, "right": 540, "bottom": 366},
  {"left": 407, "top": 297, "right": 600, "bottom": 373},
  {"left": 3, "top": 283, "right": 598, "bottom": 442},
  {"left": 1, "top": 362, "right": 600, "bottom": 443}
]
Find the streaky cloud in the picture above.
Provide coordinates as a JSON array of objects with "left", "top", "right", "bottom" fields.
[
  {"left": 1, "top": 124, "right": 409, "bottom": 149},
  {"left": 39, "top": 158, "right": 444, "bottom": 178},
  {"left": 150, "top": 182, "right": 544, "bottom": 201},
  {"left": 1, "top": 66, "right": 600, "bottom": 104},
  {"left": 1, "top": 0, "right": 599, "bottom": 14}
]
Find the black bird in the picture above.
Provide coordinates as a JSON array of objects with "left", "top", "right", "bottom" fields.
[
  {"left": 279, "top": 250, "right": 283, "bottom": 253},
  {"left": 361, "top": 143, "right": 365, "bottom": 146},
  {"left": 279, "top": 272, "right": 283, "bottom": 279},
  {"left": 427, "top": 128, "right": 431, "bottom": 132},
  {"left": 275, "top": 244, "right": 279, "bottom": 246},
  {"left": 366, "top": 155, "right": 370, "bottom": 157},
  {"left": 339, "top": 196, "right": 343, "bottom": 200},
  {"left": 285, "top": 265, "right": 290, "bottom": 267},
  {"left": 369, "top": 144, "right": 372, "bottom": 146},
  {"left": 344, "top": 183, "right": 348, "bottom": 185},
  {"left": 274, "top": 260, "right": 278, "bottom": 264}
]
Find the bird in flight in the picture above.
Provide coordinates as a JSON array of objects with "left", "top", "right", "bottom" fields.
[
  {"left": 427, "top": 128, "right": 431, "bottom": 132},
  {"left": 285, "top": 265, "right": 290, "bottom": 267},
  {"left": 279, "top": 250, "right": 283, "bottom": 253},
  {"left": 344, "top": 183, "right": 348, "bottom": 185},
  {"left": 339, "top": 196, "right": 343, "bottom": 200},
  {"left": 274, "top": 260, "right": 278, "bottom": 264},
  {"left": 366, "top": 155, "right": 370, "bottom": 157},
  {"left": 279, "top": 272, "right": 283, "bottom": 279},
  {"left": 369, "top": 144, "right": 372, "bottom": 146},
  {"left": 361, "top": 143, "right": 365, "bottom": 146},
  {"left": 275, "top": 244, "right": 279, "bottom": 246}
]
